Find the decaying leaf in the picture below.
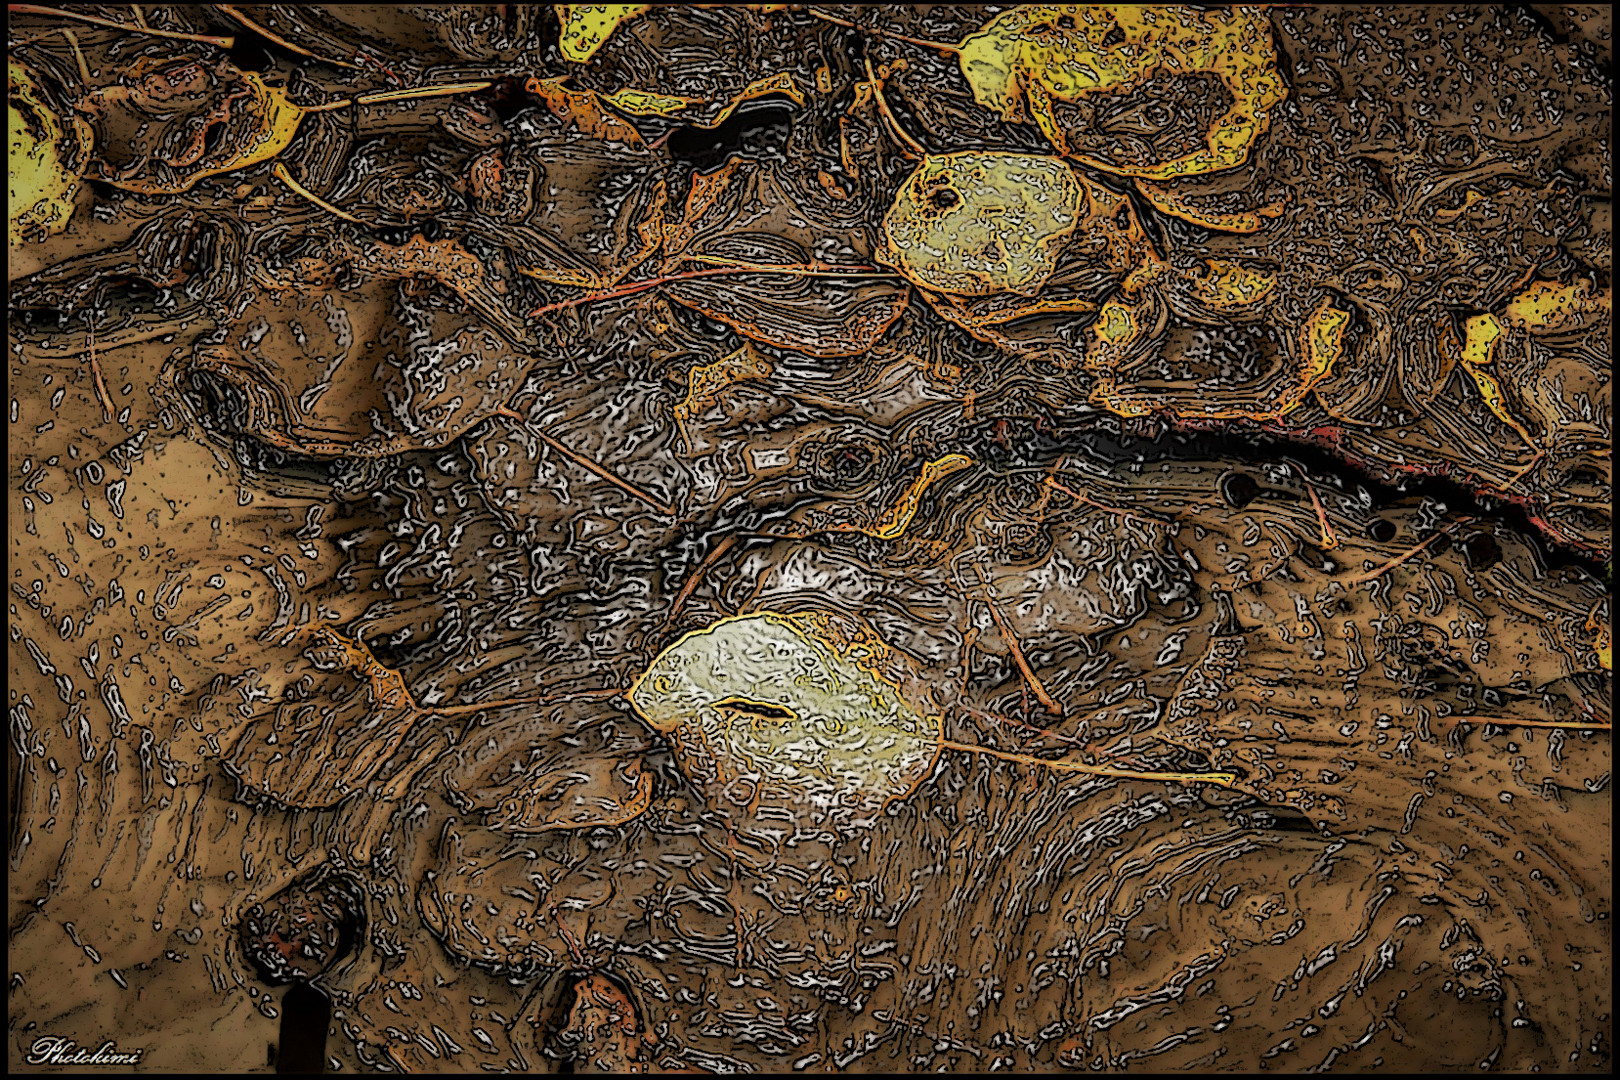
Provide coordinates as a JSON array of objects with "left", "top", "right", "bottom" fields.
[
  {"left": 1448, "top": 313, "right": 1539, "bottom": 448},
  {"left": 1088, "top": 291, "right": 1352, "bottom": 422},
  {"left": 8, "top": 58, "right": 90, "bottom": 246},
  {"left": 527, "top": 75, "right": 650, "bottom": 147},
  {"left": 1136, "top": 175, "right": 1288, "bottom": 234},
  {"left": 877, "top": 152, "right": 1083, "bottom": 296},
  {"left": 85, "top": 62, "right": 304, "bottom": 195},
  {"left": 629, "top": 611, "right": 943, "bottom": 822},
  {"left": 675, "top": 343, "right": 774, "bottom": 425},
  {"left": 955, "top": 5, "right": 1287, "bottom": 181},
  {"left": 820, "top": 453, "right": 976, "bottom": 540},
  {"left": 556, "top": 4, "right": 651, "bottom": 63},
  {"left": 1501, "top": 278, "right": 1611, "bottom": 337}
]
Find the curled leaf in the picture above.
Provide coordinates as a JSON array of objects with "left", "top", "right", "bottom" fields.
[
  {"left": 877, "top": 152, "right": 1083, "bottom": 297},
  {"left": 956, "top": 5, "right": 1287, "bottom": 181},
  {"left": 629, "top": 612, "right": 943, "bottom": 823},
  {"left": 821, "top": 453, "right": 976, "bottom": 540},
  {"left": 601, "top": 86, "right": 702, "bottom": 117},
  {"left": 88, "top": 64, "right": 304, "bottom": 195},
  {"left": 1088, "top": 292, "right": 1353, "bottom": 423},
  {"left": 675, "top": 343, "right": 774, "bottom": 424},
  {"left": 527, "top": 75, "right": 648, "bottom": 147}
]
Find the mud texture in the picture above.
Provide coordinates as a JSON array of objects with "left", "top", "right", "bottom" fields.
[{"left": 8, "top": 4, "right": 1612, "bottom": 1074}]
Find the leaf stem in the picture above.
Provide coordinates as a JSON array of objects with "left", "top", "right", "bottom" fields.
[{"left": 272, "top": 162, "right": 365, "bottom": 224}]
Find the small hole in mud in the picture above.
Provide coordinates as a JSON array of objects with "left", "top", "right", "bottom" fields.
[
  {"left": 1463, "top": 533, "right": 1502, "bottom": 570},
  {"left": 929, "top": 188, "right": 960, "bottom": 211},
  {"left": 1220, "top": 472, "right": 1260, "bottom": 509},
  {"left": 1368, "top": 518, "right": 1398, "bottom": 543}
]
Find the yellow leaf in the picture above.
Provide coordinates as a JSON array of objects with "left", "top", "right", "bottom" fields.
[
  {"left": 629, "top": 611, "right": 943, "bottom": 819},
  {"left": 8, "top": 59, "right": 90, "bottom": 247},
  {"left": 956, "top": 5, "right": 1287, "bottom": 180},
  {"left": 1451, "top": 313, "right": 1538, "bottom": 446},
  {"left": 1458, "top": 313, "right": 1503, "bottom": 369},
  {"left": 1177, "top": 259, "right": 1278, "bottom": 312},
  {"left": 691, "top": 72, "right": 805, "bottom": 130},
  {"left": 556, "top": 4, "right": 651, "bottom": 63},
  {"left": 675, "top": 344, "right": 773, "bottom": 423},
  {"left": 877, "top": 153, "right": 1083, "bottom": 297},
  {"left": 1501, "top": 279, "right": 1611, "bottom": 337},
  {"left": 601, "top": 87, "right": 702, "bottom": 117}
]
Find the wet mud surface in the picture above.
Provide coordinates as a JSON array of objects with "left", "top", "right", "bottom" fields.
[{"left": 7, "top": 4, "right": 1612, "bottom": 1073}]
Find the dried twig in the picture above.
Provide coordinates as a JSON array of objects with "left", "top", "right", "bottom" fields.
[{"left": 9, "top": 4, "right": 235, "bottom": 47}]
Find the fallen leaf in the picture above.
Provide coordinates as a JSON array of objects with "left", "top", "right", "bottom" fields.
[
  {"left": 877, "top": 152, "right": 1083, "bottom": 297},
  {"left": 956, "top": 5, "right": 1287, "bottom": 181},
  {"left": 629, "top": 611, "right": 943, "bottom": 822}
]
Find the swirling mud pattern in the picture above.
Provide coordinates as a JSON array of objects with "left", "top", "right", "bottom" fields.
[{"left": 7, "top": 4, "right": 1612, "bottom": 1073}]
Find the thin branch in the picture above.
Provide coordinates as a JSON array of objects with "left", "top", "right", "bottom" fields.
[
  {"left": 939, "top": 738, "right": 1236, "bottom": 788},
  {"left": 9, "top": 4, "right": 235, "bottom": 47},
  {"left": 496, "top": 407, "right": 679, "bottom": 517},
  {"left": 214, "top": 3, "right": 359, "bottom": 66},
  {"left": 1044, "top": 477, "right": 1173, "bottom": 527},
  {"left": 300, "top": 80, "right": 494, "bottom": 112},
  {"left": 863, "top": 55, "right": 928, "bottom": 157},
  {"left": 526, "top": 262, "right": 898, "bottom": 318},
  {"left": 804, "top": 7, "right": 961, "bottom": 53},
  {"left": 973, "top": 565, "right": 1063, "bottom": 718},
  {"left": 1344, "top": 517, "right": 1475, "bottom": 585},
  {"left": 666, "top": 534, "right": 739, "bottom": 626}
]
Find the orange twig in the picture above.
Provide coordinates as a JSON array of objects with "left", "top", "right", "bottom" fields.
[
  {"left": 973, "top": 565, "right": 1063, "bottom": 718},
  {"left": 86, "top": 327, "right": 113, "bottom": 422},
  {"left": 526, "top": 262, "right": 892, "bottom": 318},
  {"left": 1344, "top": 518, "right": 1475, "bottom": 585},
  {"left": 666, "top": 534, "right": 739, "bottom": 625},
  {"left": 497, "top": 407, "right": 679, "bottom": 517},
  {"left": 803, "top": 7, "right": 961, "bottom": 53},
  {"left": 1463, "top": 717, "right": 1610, "bottom": 731},
  {"left": 1302, "top": 480, "right": 1340, "bottom": 549}
]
